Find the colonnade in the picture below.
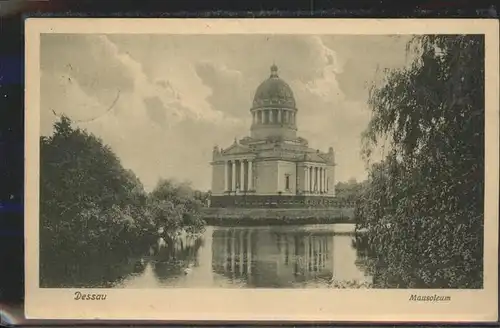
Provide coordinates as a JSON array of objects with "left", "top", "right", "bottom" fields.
[
  {"left": 303, "top": 165, "right": 328, "bottom": 193},
  {"left": 252, "top": 108, "right": 296, "bottom": 126},
  {"left": 224, "top": 159, "right": 254, "bottom": 192}
]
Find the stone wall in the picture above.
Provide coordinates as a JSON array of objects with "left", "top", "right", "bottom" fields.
[
  {"left": 211, "top": 162, "right": 225, "bottom": 195},
  {"left": 255, "top": 161, "right": 278, "bottom": 193},
  {"left": 327, "top": 164, "right": 336, "bottom": 197},
  {"left": 201, "top": 207, "right": 356, "bottom": 224},
  {"left": 210, "top": 194, "right": 355, "bottom": 209},
  {"left": 276, "top": 160, "right": 297, "bottom": 195}
]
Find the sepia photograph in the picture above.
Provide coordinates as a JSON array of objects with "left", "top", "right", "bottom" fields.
[{"left": 24, "top": 19, "right": 499, "bottom": 321}]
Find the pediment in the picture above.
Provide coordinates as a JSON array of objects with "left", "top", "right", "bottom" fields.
[
  {"left": 222, "top": 143, "right": 251, "bottom": 155},
  {"left": 303, "top": 152, "right": 329, "bottom": 163}
]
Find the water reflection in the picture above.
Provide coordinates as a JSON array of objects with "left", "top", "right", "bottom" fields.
[
  {"left": 211, "top": 228, "right": 334, "bottom": 287},
  {"left": 42, "top": 224, "right": 372, "bottom": 288},
  {"left": 114, "top": 224, "right": 372, "bottom": 288}
]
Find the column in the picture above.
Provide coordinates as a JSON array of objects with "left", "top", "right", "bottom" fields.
[
  {"left": 317, "top": 167, "right": 321, "bottom": 193},
  {"left": 306, "top": 167, "right": 309, "bottom": 192},
  {"left": 320, "top": 168, "right": 323, "bottom": 193},
  {"left": 312, "top": 167, "right": 315, "bottom": 192},
  {"left": 318, "top": 168, "right": 321, "bottom": 192},
  {"left": 260, "top": 110, "right": 264, "bottom": 124},
  {"left": 319, "top": 167, "right": 325, "bottom": 193},
  {"left": 309, "top": 167, "right": 313, "bottom": 192},
  {"left": 315, "top": 167, "right": 318, "bottom": 192},
  {"left": 269, "top": 109, "right": 274, "bottom": 123},
  {"left": 319, "top": 168, "right": 323, "bottom": 193},
  {"left": 324, "top": 168, "right": 327, "bottom": 193},
  {"left": 322, "top": 168, "right": 325, "bottom": 193},
  {"left": 231, "top": 161, "right": 236, "bottom": 191},
  {"left": 248, "top": 160, "right": 253, "bottom": 190},
  {"left": 240, "top": 160, "right": 245, "bottom": 191},
  {"left": 304, "top": 166, "right": 309, "bottom": 194},
  {"left": 224, "top": 161, "right": 229, "bottom": 191},
  {"left": 278, "top": 109, "right": 282, "bottom": 123},
  {"left": 252, "top": 112, "right": 256, "bottom": 124}
]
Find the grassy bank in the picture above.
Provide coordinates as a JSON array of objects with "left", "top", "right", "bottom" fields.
[{"left": 201, "top": 207, "right": 355, "bottom": 226}]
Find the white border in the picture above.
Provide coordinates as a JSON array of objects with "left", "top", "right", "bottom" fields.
[{"left": 24, "top": 18, "right": 499, "bottom": 322}]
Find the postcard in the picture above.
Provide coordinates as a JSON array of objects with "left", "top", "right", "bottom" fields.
[{"left": 24, "top": 18, "right": 499, "bottom": 322}]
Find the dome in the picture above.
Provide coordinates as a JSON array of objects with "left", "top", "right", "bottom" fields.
[{"left": 251, "top": 65, "right": 296, "bottom": 110}]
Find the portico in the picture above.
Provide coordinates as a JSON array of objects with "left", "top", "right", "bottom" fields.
[
  {"left": 302, "top": 164, "right": 329, "bottom": 195},
  {"left": 223, "top": 158, "right": 256, "bottom": 193}
]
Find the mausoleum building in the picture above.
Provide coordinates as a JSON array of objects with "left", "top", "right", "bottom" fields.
[{"left": 210, "top": 64, "right": 336, "bottom": 208}]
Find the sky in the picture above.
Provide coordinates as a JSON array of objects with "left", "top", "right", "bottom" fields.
[{"left": 40, "top": 34, "right": 413, "bottom": 192}]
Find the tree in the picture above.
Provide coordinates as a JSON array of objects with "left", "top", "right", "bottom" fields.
[
  {"left": 39, "top": 116, "right": 207, "bottom": 287},
  {"left": 335, "top": 178, "right": 366, "bottom": 203},
  {"left": 40, "top": 116, "right": 155, "bottom": 271},
  {"left": 148, "top": 179, "right": 205, "bottom": 239},
  {"left": 356, "top": 35, "right": 484, "bottom": 288}
]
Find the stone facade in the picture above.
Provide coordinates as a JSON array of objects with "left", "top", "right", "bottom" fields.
[{"left": 210, "top": 65, "right": 336, "bottom": 207}]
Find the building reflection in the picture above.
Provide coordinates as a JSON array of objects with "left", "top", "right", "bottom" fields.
[{"left": 211, "top": 228, "right": 333, "bottom": 287}]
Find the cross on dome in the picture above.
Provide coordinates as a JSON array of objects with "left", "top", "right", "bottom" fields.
[{"left": 270, "top": 63, "right": 279, "bottom": 78}]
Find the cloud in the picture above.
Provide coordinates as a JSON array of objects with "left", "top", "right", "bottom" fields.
[
  {"left": 40, "top": 34, "right": 410, "bottom": 189},
  {"left": 41, "top": 34, "right": 136, "bottom": 108},
  {"left": 143, "top": 96, "right": 168, "bottom": 126},
  {"left": 323, "top": 35, "right": 413, "bottom": 102},
  {"left": 195, "top": 61, "right": 251, "bottom": 119},
  {"left": 40, "top": 69, "right": 117, "bottom": 136}
]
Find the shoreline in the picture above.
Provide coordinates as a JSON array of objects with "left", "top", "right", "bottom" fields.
[
  {"left": 201, "top": 206, "right": 356, "bottom": 226},
  {"left": 203, "top": 216, "right": 357, "bottom": 226}
]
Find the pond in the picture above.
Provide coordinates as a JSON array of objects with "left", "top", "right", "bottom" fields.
[
  {"left": 110, "top": 223, "right": 373, "bottom": 288},
  {"left": 40, "top": 223, "right": 373, "bottom": 288}
]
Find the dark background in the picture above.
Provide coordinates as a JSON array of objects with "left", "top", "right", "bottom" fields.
[{"left": 0, "top": 0, "right": 497, "bottom": 325}]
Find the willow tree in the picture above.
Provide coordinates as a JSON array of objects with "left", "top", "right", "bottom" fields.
[{"left": 356, "top": 35, "right": 484, "bottom": 288}]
